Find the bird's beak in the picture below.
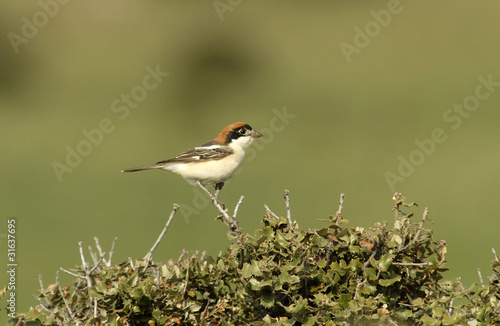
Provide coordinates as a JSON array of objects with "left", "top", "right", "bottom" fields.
[{"left": 251, "top": 130, "right": 263, "bottom": 138}]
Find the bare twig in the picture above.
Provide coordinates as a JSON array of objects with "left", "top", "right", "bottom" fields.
[
  {"left": 156, "top": 266, "right": 161, "bottom": 287},
  {"left": 264, "top": 204, "right": 279, "bottom": 219},
  {"left": 32, "top": 275, "right": 51, "bottom": 312},
  {"left": 38, "top": 274, "right": 45, "bottom": 292},
  {"left": 335, "top": 193, "right": 345, "bottom": 224},
  {"left": 144, "top": 204, "right": 179, "bottom": 261},
  {"left": 94, "top": 237, "right": 104, "bottom": 260},
  {"left": 178, "top": 249, "right": 187, "bottom": 261},
  {"left": 78, "top": 241, "right": 93, "bottom": 287},
  {"left": 283, "top": 190, "right": 292, "bottom": 227},
  {"left": 56, "top": 271, "right": 75, "bottom": 319},
  {"left": 93, "top": 298, "right": 98, "bottom": 318},
  {"left": 233, "top": 195, "right": 245, "bottom": 218},
  {"left": 493, "top": 248, "right": 499, "bottom": 261},
  {"left": 363, "top": 249, "right": 378, "bottom": 269},
  {"left": 392, "top": 262, "right": 432, "bottom": 267},
  {"left": 31, "top": 293, "right": 50, "bottom": 311},
  {"left": 88, "top": 245, "right": 98, "bottom": 266},
  {"left": 448, "top": 298, "right": 454, "bottom": 315},
  {"left": 106, "top": 237, "right": 118, "bottom": 267},
  {"left": 197, "top": 181, "right": 239, "bottom": 233},
  {"left": 182, "top": 266, "right": 190, "bottom": 300},
  {"left": 477, "top": 268, "right": 485, "bottom": 287},
  {"left": 412, "top": 207, "right": 429, "bottom": 244},
  {"left": 89, "top": 253, "right": 107, "bottom": 274},
  {"left": 60, "top": 267, "right": 84, "bottom": 279}
]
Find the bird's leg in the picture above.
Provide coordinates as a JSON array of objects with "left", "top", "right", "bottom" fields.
[{"left": 214, "top": 182, "right": 224, "bottom": 198}]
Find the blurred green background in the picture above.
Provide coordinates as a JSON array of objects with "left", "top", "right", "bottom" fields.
[{"left": 1, "top": 0, "right": 499, "bottom": 314}]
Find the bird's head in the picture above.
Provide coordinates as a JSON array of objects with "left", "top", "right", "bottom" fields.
[{"left": 215, "top": 122, "right": 262, "bottom": 150}]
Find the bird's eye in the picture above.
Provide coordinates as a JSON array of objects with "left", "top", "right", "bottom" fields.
[{"left": 238, "top": 129, "right": 246, "bottom": 135}]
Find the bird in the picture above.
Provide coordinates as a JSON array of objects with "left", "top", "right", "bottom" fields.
[{"left": 122, "top": 122, "right": 262, "bottom": 192}]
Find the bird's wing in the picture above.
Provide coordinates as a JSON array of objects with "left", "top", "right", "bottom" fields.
[{"left": 157, "top": 145, "right": 234, "bottom": 165}]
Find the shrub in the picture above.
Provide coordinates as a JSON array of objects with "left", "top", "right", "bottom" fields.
[{"left": 3, "top": 192, "right": 499, "bottom": 325}]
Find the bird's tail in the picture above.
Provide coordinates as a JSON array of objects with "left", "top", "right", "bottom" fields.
[{"left": 121, "top": 164, "right": 161, "bottom": 172}]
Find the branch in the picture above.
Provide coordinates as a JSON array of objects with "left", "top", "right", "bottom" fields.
[
  {"left": 477, "top": 268, "right": 485, "bottom": 287},
  {"left": 233, "top": 195, "right": 245, "bottom": 218},
  {"left": 264, "top": 204, "right": 279, "bottom": 219},
  {"left": 412, "top": 207, "right": 429, "bottom": 244},
  {"left": 283, "top": 189, "right": 292, "bottom": 227},
  {"left": 106, "top": 237, "right": 118, "bottom": 267},
  {"left": 56, "top": 271, "right": 75, "bottom": 319},
  {"left": 392, "top": 262, "right": 432, "bottom": 267},
  {"left": 60, "top": 267, "right": 84, "bottom": 279},
  {"left": 144, "top": 204, "right": 179, "bottom": 261},
  {"left": 78, "top": 241, "right": 93, "bottom": 287},
  {"left": 335, "top": 193, "right": 345, "bottom": 224},
  {"left": 197, "top": 181, "right": 239, "bottom": 233}
]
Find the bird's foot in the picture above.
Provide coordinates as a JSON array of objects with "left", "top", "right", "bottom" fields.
[{"left": 214, "top": 182, "right": 224, "bottom": 198}]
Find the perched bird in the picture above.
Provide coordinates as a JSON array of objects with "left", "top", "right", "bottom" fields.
[{"left": 122, "top": 122, "right": 262, "bottom": 191}]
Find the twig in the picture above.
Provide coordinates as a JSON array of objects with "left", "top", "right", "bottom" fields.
[
  {"left": 363, "top": 249, "right": 378, "bottom": 269},
  {"left": 178, "top": 249, "right": 187, "bottom": 261},
  {"left": 156, "top": 267, "right": 161, "bottom": 287},
  {"left": 392, "top": 262, "right": 432, "bottom": 267},
  {"left": 31, "top": 293, "right": 50, "bottom": 311},
  {"left": 233, "top": 195, "right": 245, "bottom": 218},
  {"left": 78, "top": 241, "right": 93, "bottom": 287},
  {"left": 88, "top": 245, "right": 98, "bottom": 266},
  {"left": 264, "top": 204, "right": 279, "bottom": 219},
  {"left": 144, "top": 204, "right": 179, "bottom": 261},
  {"left": 493, "top": 248, "right": 499, "bottom": 261},
  {"left": 393, "top": 192, "right": 402, "bottom": 218},
  {"left": 335, "top": 193, "right": 345, "bottom": 224},
  {"left": 448, "top": 298, "right": 454, "bottom": 315},
  {"left": 412, "top": 207, "right": 429, "bottom": 244},
  {"left": 94, "top": 298, "right": 98, "bottom": 318},
  {"left": 56, "top": 271, "right": 75, "bottom": 319},
  {"left": 182, "top": 266, "right": 190, "bottom": 300},
  {"left": 60, "top": 267, "right": 84, "bottom": 279},
  {"left": 33, "top": 275, "right": 51, "bottom": 312},
  {"left": 89, "top": 253, "right": 107, "bottom": 274},
  {"left": 283, "top": 189, "right": 292, "bottom": 227},
  {"left": 38, "top": 274, "right": 45, "bottom": 292},
  {"left": 106, "top": 237, "right": 118, "bottom": 267},
  {"left": 197, "top": 181, "right": 239, "bottom": 233},
  {"left": 94, "top": 237, "right": 104, "bottom": 260},
  {"left": 477, "top": 268, "right": 485, "bottom": 287}
]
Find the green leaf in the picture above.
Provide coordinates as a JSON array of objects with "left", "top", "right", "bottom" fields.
[
  {"left": 152, "top": 309, "right": 162, "bottom": 321},
  {"left": 379, "top": 275, "right": 401, "bottom": 287},
  {"left": 242, "top": 261, "right": 263, "bottom": 277},
  {"left": 249, "top": 278, "right": 273, "bottom": 291},
  {"left": 261, "top": 293, "right": 275, "bottom": 309},
  {"left": 442, "top": 313, "right": 462, "bottom": 325},
  {"left": 420, "top": 314, "right": 439, "bottom": 326},
  {"left": 284, "top": 297, "right": 307, "bottom": 314},
  {"left": 339, "top": 294, "right": 352, "bottom": 309},
  {"left": 378, "top": 255, "right": 394, "bottom": 271},
  {"left": 275, "top": 232, "right": 290, "bottom": 247}
]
